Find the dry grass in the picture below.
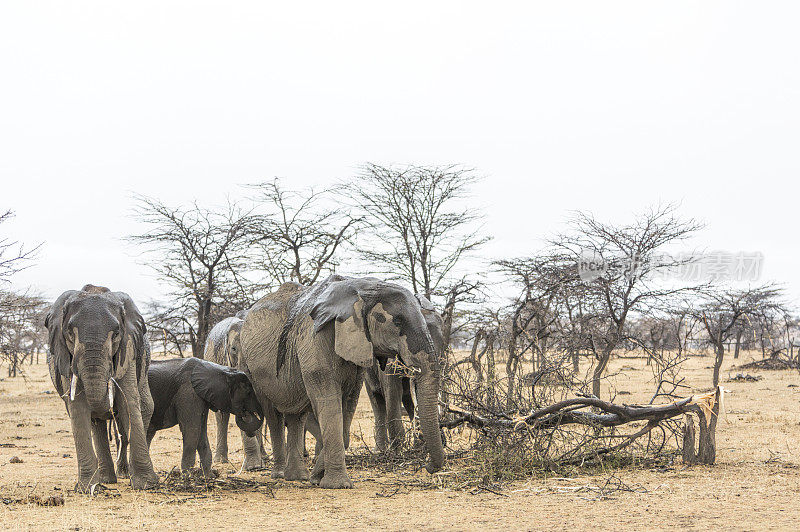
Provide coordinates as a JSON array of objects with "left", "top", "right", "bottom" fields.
[{"left": 1, "top": 352, "right": 800, "bottom": 530}]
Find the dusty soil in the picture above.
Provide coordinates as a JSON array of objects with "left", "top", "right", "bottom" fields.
[{"left": 1, "top": 353, "right": 799, "bottom": 531}]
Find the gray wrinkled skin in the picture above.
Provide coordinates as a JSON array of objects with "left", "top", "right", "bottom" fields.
[
  {"left": 144, "top": 357, "right": 264, "bottom": 479},
  {"left": 239, "top": 275, "right": 445, "bottom": 489},
  {"left": 45, "top": 284, "right": 159, "bottom": 492}
]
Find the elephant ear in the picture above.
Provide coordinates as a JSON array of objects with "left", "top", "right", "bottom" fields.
[
  {"left": 190, "top": 360, "right": 234, "bottom": 413},
  {"left": 44, "top": 291, "right": 75, "bottom": 398},
  {"left": 310, "top": 280, "right": 374, "bottom": 368},
  {"left": 415, "top": 294, "right": 446, "bottom": 357},
  {"left": 114, "top": 292, "right": 146, "bottom": 382}
]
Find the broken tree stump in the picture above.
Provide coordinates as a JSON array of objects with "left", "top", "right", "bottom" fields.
[{"left": 683, "top": 386, "right": 721, "bottom": 465}]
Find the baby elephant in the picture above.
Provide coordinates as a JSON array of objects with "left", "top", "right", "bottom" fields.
[{"left": 146, "top": 357, "right": 264, "bottom": 478}]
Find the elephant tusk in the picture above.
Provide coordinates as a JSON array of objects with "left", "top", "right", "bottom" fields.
[
  {"left": 70, "top": 374, "right": 78, "bottom": 401},
  {"left": 108, "top": 380, "right": 114, "bottom": 409}
]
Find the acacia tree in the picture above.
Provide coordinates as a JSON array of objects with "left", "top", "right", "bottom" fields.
[
  {"left": 534, "top": 205, "right": 702, "bottom": 399},
  {"left": 128, "top": 196, "right": 254, "bottom": 358},
  {"left": 694, "top": 285, "right": 785, "bottom": 386},
  {"left": 347, "top": 164, "right": 488, "bottom": 351},
  {"left": 494, "top": 257, "right": 565, "bottom": 402},
  {"left": 0, "top": 290, "right": 48, "bottom": 376},
  {"left": 348, "top": 164, "right": 488, "bottom": 299},
  {"left": 249, "top": 179, "right": 360, "bottom": 287},
  {"left": 0, "top": 210, "right": 38, "bottom": 282}
]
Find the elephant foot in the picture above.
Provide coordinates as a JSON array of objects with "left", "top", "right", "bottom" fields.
[
  {"left": 284, "top": 462, "right": 310, "bottom": 482},
  {"left": 74, "top": 478, "right": 94, "bottom": 494},
  {"left": 319, "top": 472, "right": 353, "bottom": 489},
  {"left": 374, "top": 435, "right": 389, "bottom": 453},
  {"left": 130, "top": 471, "right": 160, "bottom": 490},
  {"left": 270, "top": 466, "right": 285, "bottom": 479},
  {"left": 199, "top": 468, "right": 219, "bottom": 481},
  {"left": 116, "top": 461, "right": 130, "bottom": 479},
  {"left": 243, "top": 455, "right": 265, "bottom": 471},
  {"left": 99, "top": 469, "right": 117, "bottom": 484},
  {"left": 213, "top": 453, "right": 229, "bottom": 464}
]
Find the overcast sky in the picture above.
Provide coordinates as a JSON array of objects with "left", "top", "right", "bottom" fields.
[{"left": 2, "top": 2, "right": 798, "bottom": 305}]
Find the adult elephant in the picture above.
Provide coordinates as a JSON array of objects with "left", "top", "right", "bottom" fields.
[
  {"left": 45, "top": 284, "right": 159, "bottom": 491},
  {"left": 364, "top": 295, "right": 446, "bottom": 452},
  {"left": 203, "top": 312, "right": 258, "bottom": 465},
  {"left": 239, "top": 275, "right": 445, "bottom": 488},
  {"left": 206, "top": 311, "right": 321, "bottom": 472}
]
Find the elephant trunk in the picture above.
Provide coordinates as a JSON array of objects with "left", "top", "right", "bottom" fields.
[
  {"left": 415, "top": 341, "right": 445, "bottom": 473},
  {"left": 79, "top": 347, "right": 113, "bottom": 416}
]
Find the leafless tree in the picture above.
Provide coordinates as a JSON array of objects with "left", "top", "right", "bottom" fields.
[
  {"left": 127, "top": 196, "right": 255, "bottom": 358},
  {"left": 248, "top": 179, "right": 360, "bottom": 286},
  {"left": 693, "top": 284, "right": 785, "bottom": 386},
  {"left": 439, "top": 276, "right": 486, "bottom": 351},
  {"left": 494, "top": 257, "right": 565, "bottom": 403},
  {"left": 510, "top": 204, "right": 703, "bottom": 399},
  {"left": 143, "top": 299, "right": 192, "bottom": 358},
  {"left": 0, "top": 290, "right": 48, "bottom": 376},
  {"left": 0, "top": 210, "right": 39, "bottom": 283},
  {"left": 347, "top": 164, "right": 490, "bottom": 302}
]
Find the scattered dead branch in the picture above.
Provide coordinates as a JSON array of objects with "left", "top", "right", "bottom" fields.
[
  {"left": 738, "top": 353, "right": 800, "bottom": 371},
  {"left": 726, "top": 373, "right": 762, "bottom": 382},
  {"left": 149, "top": 467, "right": 277, "bottom": 500}
]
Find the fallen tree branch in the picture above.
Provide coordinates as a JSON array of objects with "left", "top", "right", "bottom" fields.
[
  {"left": 441, "top": 387, "right": 722, "bottom": 465},
  {"left": 444, "top": 396, "right": 697, "bottom": 430}
]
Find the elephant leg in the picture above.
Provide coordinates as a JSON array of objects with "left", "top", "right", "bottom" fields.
[
  {"left": 385, "top": 375, "right": 405, "bottom": 451},
  {"left": 114, "top": 415, "right": 130, "bottom": 478},
  {"left": 283, "top": 412, "right": 310, "bottom": 481},
  {"left": 402, "top": 378, "right": 416, "bottom": 421},
  {"left": 310, "top": 447, "right": 324, "bottom": 485},
  {"left": 402, "top": 379, "right": 421, "bottom": 447},
  {"left": 69, "top": 394, "right": 99, "bottom": 493},
  {"left": 260, "top": 407, "right": 286, "bottom": 477},
  {"left": 179, "top": 422, "right": 198, "bottom": 473},
  {"left": 367, "top": 389, "right": 389, "bottom": 452},
  {"left": 258, "top": 428, "right": 267, "bottom": 459},
  {"left": 116, "top": 371, "right": 159, "bottom": 489},
  {"left": 310, "top": 393, "right": 352, "bottom": 489},
  {"left": 197, "top": 411, "right": 213, "bottom": 479},
  {"left": 305, "top": 413, "right": 323, "bottom": 457},
  {"left": 213, "top": 411, "right": 230, "bottom": 463},
  {"left": 91, "top": 418, "right": 117, "bottom": 483},
  {"left": 240, "top": 430, "right": 263, "bottom": 471},
  {"left": 342, "top": 382, "right": 361, "bottom": 451}
]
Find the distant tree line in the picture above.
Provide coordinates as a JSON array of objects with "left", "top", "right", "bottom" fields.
[{"left": 0, "top": 166, "right": 795, "bottom": 397}]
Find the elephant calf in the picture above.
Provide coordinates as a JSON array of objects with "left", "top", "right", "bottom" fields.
[{"left": 145, "top": 357, "right": 264, "bottom": 478}]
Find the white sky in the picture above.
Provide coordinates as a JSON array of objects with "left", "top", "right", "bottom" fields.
[{"left": 2, "top": 2, "right": 798, "bottom": 306}]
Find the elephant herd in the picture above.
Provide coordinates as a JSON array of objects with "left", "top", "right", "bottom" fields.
[{"left": 45, "top": 275, "right": 446, "bottom": 491}]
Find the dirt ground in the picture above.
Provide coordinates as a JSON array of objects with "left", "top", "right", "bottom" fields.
[{"left": 1, "top": 353, "right": 800, "bottom": 531}]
